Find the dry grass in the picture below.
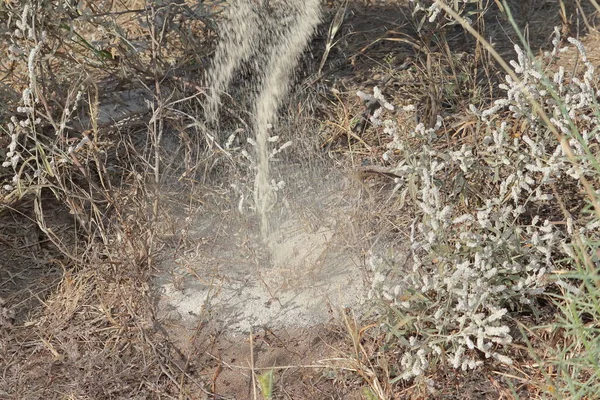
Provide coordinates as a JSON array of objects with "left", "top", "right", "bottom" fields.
[
  {"left": 1, "top": 0, "right": 599, "bottom": 399},
  {"left": 314, "top": 1, "right": 600, "bottom": 399},
  {"left": 0, "top": 1, "right": 229, "bottom": 398}
]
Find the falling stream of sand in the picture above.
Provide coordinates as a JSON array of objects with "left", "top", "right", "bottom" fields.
[
  {"left": 205, "top": 0, "right": 321, "bottom": 239},
  {"left": 155, "top": 0, "right": 370, "bottom": 333}
]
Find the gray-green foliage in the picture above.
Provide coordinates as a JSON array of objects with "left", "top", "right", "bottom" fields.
[
  {"left": 409, "top": 0, "right": 485, "bottom": 31},
  {"left": 366, "top": 27, "right": 600, "bottom": 380}
]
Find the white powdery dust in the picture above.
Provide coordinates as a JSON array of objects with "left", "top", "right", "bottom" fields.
[
  {"left": 204, "top": 0, "right": 259, "bottom": 126},
  {"left": 253, "top": 0, "right": 321, "bottom": 239},
  {"left": 205, "top": 0, "right": 321, "bottom": 240}
]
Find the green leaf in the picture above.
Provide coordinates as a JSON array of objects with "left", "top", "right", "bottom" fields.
[
  {"left": 362, "top": 387, "right": 379, "bottom": 400},
  {"left": 257, "top": 369, "right": 274, "bottom": 400}
]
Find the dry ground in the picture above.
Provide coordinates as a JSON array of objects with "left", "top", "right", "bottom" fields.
[{"left": 1, "top": 0, "right": 599, "bottom": 399}]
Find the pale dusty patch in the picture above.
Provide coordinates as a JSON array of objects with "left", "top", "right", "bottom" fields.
[
  {"left": 156, "top": 0, "right": 362, "bottom": 334},
  {"left": 155, "top": 170, "right": 367, "bottom": 333}
]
